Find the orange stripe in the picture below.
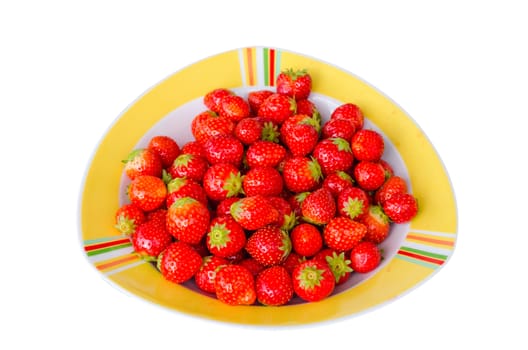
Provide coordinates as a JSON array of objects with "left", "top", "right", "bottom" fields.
[
  {"left": 96, "top": 254, "right": 139, "bottom": 272},
  {"left": 246, "top": 48, "right": 254, "bottom": 86},
  {"left": 406, "top": 234, "right": 455, "bottom": 247}
]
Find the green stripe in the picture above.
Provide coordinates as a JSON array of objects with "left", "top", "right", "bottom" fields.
[
  {"left": 400, "top": 246, "right": 448, "bottom": 261},
  {"left": 395, "top": 254, "right": 439, "bottom": 270},
  {"left": 86, "top": 243, "right": 132, "bottom": 256},
  {"left": 263, "top": 47, "right": 269, "bottom": 85}
]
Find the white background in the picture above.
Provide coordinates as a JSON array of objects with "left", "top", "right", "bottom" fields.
[{"left": 1, "top": 1, "right": 527, "bottom": 348}]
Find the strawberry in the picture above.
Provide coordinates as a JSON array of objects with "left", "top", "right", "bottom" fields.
[
  {"left": 276, "top": 68, "right": 312, "bottom": 100},
  {"left": 166, "top": 177, "right": 208, "bottom": 207},
  {"left": 287, "top": 191, "right": 310, "bottom": 217},
  {"left": 166, "top": 197, "right": 210, "bottom": 244},
  {"left": 281, "top": 251, "right": 305, "bottom": 274},
  {"left": 203, "top": 134, "right": 244, "bottom": 167},
  {"left": 290, "top": 223, "right": 323, "bottom": 257},
  {"left": 379, "top": 159, "right": 395, "bottom": 179},
  {"left": 114, "top": 203, "right": 146, "bottom": 235},
  {"left": 168, "top": 153, "right": 208, "bottom": 183},
  {"left": 122, "top": 148, "right": 163, "bottom": 180},
  {"left": 322, "top": 171, "right": 354, "bottom": 198},
  {"left": 234, "top": 117, "right": 263, "bottom": 145},
  {"left": 128, "top": 175, "right": 167, "bottom": 212},
  {"left": 382, "top": 192, "right": 418, "bottom": 223},
  {"left": 194, "top": 255, "right": 229, "bottom": 294},
  {"left": 330, "top": 103, "right": 364, "bottom": 131},
  {"left": 145, "top": 208, "right": 167, "bottom": 228},
  {"left": 131, "top": 220, "right": 173, "bottom": 260},
  {"left": 214, "top": 264, "right": 256, "bottom": 305},
  {"left": 215, "top": 197, "right": 241, "bottom": 217},
  {"left": 219, "top": 94, "right": 250, "bottom": 122},
  {"left": 313, "top": 249, "right": 353, "bottom": 285},
  {"left": 242, "top": 167, "right": 283, "bottom": 197},
  {"left": 360, "top": 205, "right": 390, "bottom": 244},
  {"left": 337, "top": 186, "right": 370, "bottom": 221},
  {"left": 323, "top": 217, "right": 367, "bottom": 252},
  {"left": 230, "top": 195, "right": 279, "bottom": 231},
  {"left": 282, "top": 156, "right": 323, "bottom": 193},
  {"left": 312, "top": 137, "right": 354, "bottom": 176},
  {"left": 245, "top": 226, "right": 292, "bottom": 266},
  {"left": 280, "top": 114, "right": 320, "bottom": 157},
  {"left": 295, "top": 99, "right": 320, "bottom": 121},
  {"left": 239, "top": 257, "right": 266, "bottom": 277},
  {"left": 292, "top": 260, "right": 335, "bottom": 302},
  {"left": 147, "top": 135, "right": 181, "bottom": 168},
  {"left": 158, "top": 241, "right": 202, "bottom": 284},
  {"left": 256, "top": 266, "right": 294, "bottom": 306},
  {"left": 374, "top": 175, "right": 408, "bottom": 205},
  {"left": 351, "top": 129, "right": 385, "bottom": 161},
  {"left": 267, "top": 196, "right": 297, "bottom": 231},
  {"left": 180, "top": 140, "right": 206, "bottom": 159},
  {"left": 257, "top": 93, "right": 296, "bottom": 125},
  {"left": 202, "top": 163, "right": 242, "bottom": 202},
  {"left": 349, "top": 241, "right": 382, "bottom": 273},
  {"left": 248, "top": 89, "right": 274, "bottom": 114},
  {"left": 191, "top": 110, "right": 234, "bottom": 145},
  {"left": 353, "top": 161, "right": 386, "bottom": 191},
  {"left": 301, "top": 188, "right": 336, "bottom": 225},
  {"left": 245, "top": 140, "right": 286, "bottom": 168},
  {"left": 206, "top": 216, "right": 246, "bottom": 258},
  {"left": 203, "top": 88, "right": 234, "bottom": 113},
  {"left": 321, "top": 117, "right": 356, "bottom": 140}
]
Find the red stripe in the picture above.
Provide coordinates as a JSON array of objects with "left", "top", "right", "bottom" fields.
[
  {"left": 398, "top": 250, "right": 444, "bottom": 265},
  {"left": 84, "top": 238, "right": 130, "bottom": 252},
  {"left": 269, "top": 49, "right": 275, "bottom": 86}
]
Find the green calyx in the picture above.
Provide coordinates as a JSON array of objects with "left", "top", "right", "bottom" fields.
[
  {"left": 283, "top": 68, "right": 308, "bottom": 80},
  {"left": 167, "top": 177, "right": 187, "bottom": 193},
  {"left": 308, "top": 157, "right": 323, "bottom": 182},
  {"left": 279, "top": 230, "right": 292, "bottom": 260},
  {"left": 331, "top": 137, "right": 352, "bottom": 152},
  {"left": 370, "top": 205, "right": 389, "bottom": 224},
  {"left": 336, "top": 170, "right": 353, "bottom": 183},
  {"left": 325, "top": 252, "right": 353, "bottom": 283},
  {"left": 173, "top": 154, "right": 193, "bottom": 167},
  {"left": 171, "top": 196, "right": 198, "bottom": 209},
  {"left": 261, "top": 121, "right": 280, "bottom": 143},
  {"left": 114, "top": 215, "right": 137, "bottom": 236},
  {"left": 122, "top": 149, "right": 143, "bottom": 164},
  {"left": 298, "top": 265, "right": 326, "bottom": 290},
  {"left": 207, "top": 223, "right": 232, "bottom": 249},
  {"left": 281, "top": 212, "right": 297, "bottom": 231},
  {"left": 162, "top": 169, "right": 172, "bottom": 185},
  {"left": 229, "top": 200, "right": 243, "bottom": 221},
  {"left": 289, "top": 97, "right": 297, "bottom": 114},
  {"left": 223, "top": 171, "right": 243, "bottom": 198},
  {"left": 344, "top": 198, "right": 365, "bottom": 220}
]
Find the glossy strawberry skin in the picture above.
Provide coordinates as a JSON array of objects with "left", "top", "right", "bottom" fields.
[
  {"left": 202, "top": 163, "right": 242, "bottom": 202},
  {"left": 203, "top": 134, "right": 244, "bottom": 167},
  {"left": 256, "top": 266, "right": 294, "bottom": 306},
  {"left": 382, "top": 192, "right": 418, "bottom": 223},
  {"left": 290, "top": 223, "right": 323, "bottom": 257},
  {"left": 166, "top": 177, "right": 208, "bottom": 207},
  {"left": 292, "top": 260, "right": 335, "bottom": 302},
  {"left": 123, "top": 148, "right": 163, "bottom": 180},
  {"left": 351, "top": 129, "right": 385, "bottom": 162},
  {"left": 168, "top": 153, "right": 208, "bottom": 183},
  {"left": 374, "top": 175, "right": 408, "bottom": 205},
  {"left": 234, "top": 117, "right": 263, "bottom": 145},
  {"left": 321, "top": 118, "right": 356, "bottom": 140},
  {"left": 147, "top": 135, "right": 181, "bottom": 168},
  {"left": 323, "top": 217, "right": 367, "bottom": 252},
  {"left": 114, "top": 203, "right": 146, "bottom": 236},
  {"left": 276, "top": 69, "right": 312, "bottom": 100},
  {"left": 330, "top": 103, "right": 364, "bottom": 131},
  {"left": 282, "top": 156, "right": 323, "bottom": 193},
  {"left": 245, "top": 226, "right": 292, "bottom": 267},
  {"left": 191, "top": 111, "right": 235, "bottom": 145},
  {"left": 230, "top": 195, "right": 279, "bottom": 231},
  {"left": 203, "top": 88, "right": 234, "bottom": 113},
  {"left": 158, "top": 241, "right": 203, "bottom": 284},
  {"left": 322, "top": 171, "right": 354, "bottom": 198},
  {"left": 180, "top": 140, "right": 206, "bottom": 159},
  {"left": 280, "top": 114, "right": 319, "bottom": 157},
  {"left": 353, "top": 161, "right": 386, "bottom": 191},
  {"left": 313, "top": 249, "right": 353, "bottom": 285},
  {"left": 128, "top": 175, "right": 167, "bottom": 212},
  {"left": 206, "top": 216, "right": 246, "bottom": 258},
  {"left": 349, "top": 241, "right": 382, "bottom": 273},
  {"left": 360, "top": 205, "right": 391, "bottom": 244},
  {"left": 267, "top": 196, "right": 296, "bottom": 231},
  {"left": 242, "top": 167, "right": 283, "bottom": 197},
  {"left": 214, "top": 265, "right": 256, "bottom": 306},
  {"left": 312, "top": 137, "right": 354, "bottom": 176},
  {"left": 166, "top": 197, "right": 210, "bottom": 244},
  {"left": 248, "top": 90, "right": 274, "bottom": 114},
  {"left": 131, "top": 221, "right": 173, "bottom": 260},
  {"left": 194, "top": 255, "right": 229, "bottom": 294},
  {"left": 257, "top": 93, "right": 296, "bottom": 125},
  {"left": 219, "top": 94, "right": 250, "bottom": 122},
  {"left": 245, "top": 141, "right": 286, "bottom": 168},
  {"left": 301, "top": 188, "right": 336, "bottom": 225}
]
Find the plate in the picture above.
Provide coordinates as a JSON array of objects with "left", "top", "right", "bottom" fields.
[{"left": 79, "top": 46, "right": 457, "bottom": 326}]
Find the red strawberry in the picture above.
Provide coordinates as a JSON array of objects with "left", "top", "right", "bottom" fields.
[
  {"left": 168, "top": 153, "right": 208, "bottom": 183},
  {"left": 202, "top": 163, "right": 242, "bottom": 202},
  {"left": 282, "top": 156, "right": 323, "bottom": 193},
  {"left": 295, "top": 99, "right": 320, "bottom": 121},
  {"left": 194, "top": 255, "right": 229, "bottom": 294},
  {"left": 382, "top": 192, "right": 418, "bottom": 223},
  {"left": 180, "top": 140, "right": 206, "bottom": 159},
  {"left": 166, "top": 197, "right": 210, "bottom": 244},
  {"left": 267, "top": 196, "right": 296, "bottom": 231},
  {"left": 360, "top": 205, "right": 391, "bottom": 244},
  {"left": 323, "top": 217, "right": 367, "bottom": 252},
  {"left": 215, "top": 197, "right": 241, "bottom": 217},
  {"left": 230, "top": 195, "right": 279, "bottom": 231},
  {"left": 290, "top": 223, "right": 323, "bottom": 257},
  {"left": 301, "top": 188, "right": 336, "bottom": 225},
  {"left": 131, "top": 221, "right": 172, "bottom": 260},
  {"left": 147, "top": 135, "right": 181, "bottom": 168},
  {"left": 287, "top": 191, "right": 310, "bottom": 217},
  {"left": 276, "top": 68, "right": 312, "bottom": 100},
  {"left": 321, "top": 117, "right": 356, "bottom": 140},
  {"left": 128, "top": 175, "right": 167, "bottom": 212},
  {"left": 379, "top": 159, "right": 395, "bottom": 179},
  {"left": 219, "top": 94, "right": 250, "bottom": 122},
  {"left": 214, "top": 264, "right": 256, "bottom": 305},
  {"left": 206, "top": 216, "right": 246, "bottom": 258},
  {"left": 313, "top": 249, "right": 353, "bottom": 285},
  {"left": 204, "top": 88, "right": 234, "bottom": 113},
  {"left": 312, "top": 137, "right": 354, "bottom": 176},
  {"left": 191, "top": 110, "right": 235, "bottom": 145},
  {"left": 145, "top": 208, "right": 167, "bottom": 228},
  {"left": 353, "top": 161, "right": 386, "bottom": 191},
  {"left": 256, "top": 266, "right": 294, "bottom": 306},
  {"left": 337, "top": 186, "right": 370, "bottom": 221},
  {"left": 239, "top": 257, "right": 266, "bottom": 277},
  {"left": 166, "top": 177, "right": 208, "bottom": 207},
  {"left": 292, "top": 260, "right": 335, "bottom": 302},
  {"left": 123, "top": 148, "right": 163, "bottom": 180},
  {"left": 114, "top": 203, "right": 146, "bottom": 235},
  {"left": 242, "top": 167, "right": 283, "bottom": 197},
  {"left": 330, "top": 103, "right": 364, "bottom": 131},
  {"left": 203, "top": 134, "right": 244, "bottom": 167},
  {"left": 158, "top": 241, "right": 202, "bottom": 284},
  {"left": 245, "top": 140, "right": 286, "bottom": 168},
  {"left": 234, "top": 117, "right": 263, "bottom": 145},
  {"left": 280, "top": 114, "right": 320, "bottom": 157},
  {"left": 257, "top": 93, "right": 296, "bottom": 125},
  {"left": 374, "top": 175, "right": 408, "bottom": 205},
  {"left": 248, "top": 89, "right": 274, "bottom": 114},
  {"left": 281, "top": 251, "right": 305, "bottom": 274},
  {"left": 322, "top": 171, "right": 354, "bottom": 198},
  {"left": 349, "top": 241, "right": 382, "bottom": 273},
  {"left": 351, "top": 129, "right": 385, "bottom": 161},
  {"left": 245, "top": 226, "right": 292, "bottom": 266}
]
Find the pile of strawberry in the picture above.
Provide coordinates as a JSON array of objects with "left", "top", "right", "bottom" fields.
[{"left": 114, "top": 68, "right": 418, "bottom": 306}]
